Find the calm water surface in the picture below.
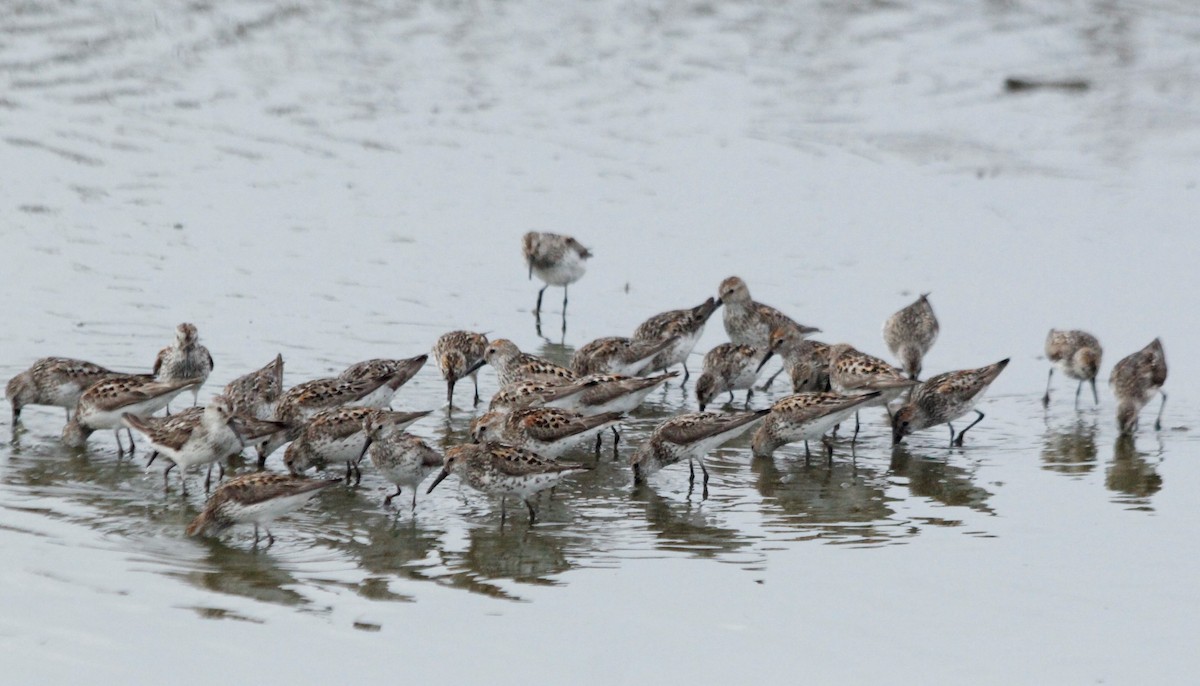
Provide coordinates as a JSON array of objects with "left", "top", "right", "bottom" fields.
[{"left": 2, "top": 1, "right": 1199, "bottom": 683}]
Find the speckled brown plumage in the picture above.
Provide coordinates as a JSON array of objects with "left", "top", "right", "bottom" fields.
[{"left": 1109, "top": 339, "right": 1167, "bottom": 434}]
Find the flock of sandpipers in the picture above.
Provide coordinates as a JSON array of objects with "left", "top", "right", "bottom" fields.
[{"left": 5, "top": 232, "right": 1169, "bottom": 545}]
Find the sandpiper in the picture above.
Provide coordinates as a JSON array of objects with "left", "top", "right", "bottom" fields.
[
  {"left": 826, "top": 343, "right": 920, "bottom": 440},
  {"left": 153, "top": 323, "right": 214, "bottom": 408},
  {"left": 630, "top": 410, "right": 768, "bottom": 495},
  {"left": 630, "top": 297, "right": 722, "bottom": 381},
  {"left": 123, "top": 395, "right": 242, "bottom": 494},
  {"left": 570, "top": 336, "right": 678, "bottom": 377},
  {"left": 883, "top": 293, "right": 939, "bottom": 380},
  {"left": 543, "top": 372, "right": 677, "bottom": 417},
  {"left": 488, "top": 379, "right": 593, "bottom": 413},
  {"left": 1043, "top": 330, "right": 1102, "bottom": 408},
  {"left": 751, "top": 391, "right": 882, "bottom": 460},
  {"left": 1109, "top": 339, "right": 1167, "bottom": 434},
  {"left": 892, "top": 359, "right": 1010, "bottom": 447},
  {"left": 466, "top": 338, "right": 577, "bottom": 387},
  {"left": 359, "top": 417, "right": 443, "bottom": 510},
  {"left": 717, "top": 276, "right": 820, "bottom": 349},
  {"left": 523, "top": 231, "right": 592, "bottom": 318},
  {"left": 61, "top": 376, "right": 201, "bottom": 454},
  {"left": 432, "top": 331, "right": 489, "bottom": 407},
  {"left": 756, "top": 327, "right": 831, "bottom": 393},
  {"left": 7, "top": 357, "right": 126, "bottom": 424},
  {"left": 223, "top": 354, "right": 284, "bottom": 421},
  {"left": 338, "top": 354, "right": 428, "bottom": 408},
  {"left": 426, "top": 442, "right": 592, "bottom": 525},
  {"left": 470, "top": 408, "right": 623, "bottom": 459},
  {"left": 284, "top": 407, "right": 431, "bottom": 483},
  {"left": 695, "top": 343, "right": 766, "bottom": 411},
  {"left": 257, "top": 375, "right": 396, "bottom": 464},
  {"left": 185, "top": 472, "right": 341, "bottom": 546}
]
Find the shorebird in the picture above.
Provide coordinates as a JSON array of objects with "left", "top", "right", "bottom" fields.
[
  {"left": 7, "top": 357, "right": 129, "bottom": 424},
  {"left": 153, "top": 323, "right": 214, "bottom": 408},
  {"left": 570, "top": 336, "right": 677, "bottom": 377},
  {"left": 1109, "top": 339, "right": 1167, "bottom": 435},
  {"left": 466, "top": 338, "right": 577, "bottom": 387},
  {"left": 470, "top": 408, "right": 623, "bottom": 460},
  {"left": 432, "top": 331, "right": 489, "bottom": 407},
  {"left": 826, "top": 343, "right": 920, "bottom": 441},
  {"left": 891, "top": 359, "right": 1010, "bottom": 447},
  {"left": 185, "top": 473, "right": 341, "bottom": 547},
  {"left": 284, "top": 407, "right": 430, "bottom": 484},
  {"left": 717, "top": 276, "right": 820, "bottom": 349},
  {"left": 223, "top": 354, "right": 284, "bottom": 421},
  {"left": 756, "top": 327, "right": 831, "bottom": 393},
  {"left": 523, "top": 231, "right": 592, "bottom": 318},
  {"left": 750, "top": 391, "right": 882, "bottom": 461},
  {"left": 695, "top": 343, "right": 766, "bottom": 411},
  {"left": 630, "top": 410, "right": 768, "bottom": 496},
  {"left": 426, "top": 442, "right": 591, "bottom": 525},
  {"left": 882, "top": 293, "right": 939, "bottom": 380},
  {"left": 358, "top": 417, "right": 443, "bottom": 511},
  {"left": 630, "top": 297, "right": 722, "bottom": 382},
  {"left": 61, "top": 376, "right": 200, "bottom": 454},
  {"left": 256, "top": 375, "right": 397, "bottom": 466},
  {"left": 123, "top": 395, "right": 242, "bottom": 494},
  {"left": 338, "top": 354, "right": 428, "bottom": 408},
  {"left": 1043, "top": 329, "right": 1102, "bottom": 408}
]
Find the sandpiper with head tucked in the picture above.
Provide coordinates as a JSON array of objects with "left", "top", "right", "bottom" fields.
[
  {"left": 826, "top": 343, "right": 920, "bottom": 440},
  {"left": 1109, "top": 339, "right": 1167, "bottom": 435},
  {"left": 284, "top": 406, "right": 430, "bottom": 484},
  {"left": 883, "top": 293, "right": 939, "bottom": 380},
  {"left": 892, "top": 359, "right": 1009, "bottom": 447},
  {"left": 471, "top": 407, "right": 623, "bottom": 460},
  {"left": 570, "top": 336, "right": 678, "bottom": 377},
  {"left": 338, "top": 354, "right": 428, "bottom": 408},
  {"left": 1043, "top": 329, "right": 1102, "bottom": 408},
  {"left": 426, "top": 442, "right": 591, "bottom": 525},
  {"left": 751, "top": 391, "right": 882, "bottom": 461},
  {"left": 756, "top": 327, "right": 831, "bottom": 393}
]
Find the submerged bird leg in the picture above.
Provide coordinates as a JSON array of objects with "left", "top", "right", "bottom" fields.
[
  {"left": 700, "top": 462, "right": 710, "bottom": 500},
  {"left": 253, "top": 524, "right": 260, "bottom": 547},
  {"left": 612, "top": 426, "right": 620, "bottom": 461},
  {"left": 1155, "top": 391, "right": 1168, "bottom": 431},
  {"left": 64, "top": 407, "right": 70, "bottom": 421},
  {"left": 804, "top": 441, "right": 811, "bottom": 459},
  {"left": 562, "top": 285, "right": 569, "bottom": 315},
  {"left": 473, "top": 376, "right": 481, "bottom": 407},
  {"left": 955, "top": 410, "right": 985, "bottom": 446},
  {"left": 1074, "top": 380, "right": 1083, "bottom": 409},
  {"left": 535, "top": 285, "right": 548, "bottom": 317},
  {"left": 688, "top": 459, "right": 696, "bottom": 485},
  {"left": 500, "top": 496, "right": 508, "bottom": 526},
  {"left": 163, "top": 462, "right": 176, "bottom": 491},
  {"left": 727, "top": 391, "right": 734, "bottom": 404},
  {"left": 265, "top": 528, "right": 275, "bottom": 547},
  {"left": 113, "top": 429, "right": 125, "bottom": 456},
  {"left": 681, "top": 362, "right": 690, "bottom": 384},
  {"left": 526, "top": 499, "right": 537, "bottom": 525},
  {"left": 1042, "top": 368, "right": 1053, "bottom": 407},
  {"left": 384, "top": 486, "right": 402, "bottom": 509},
  {"left": 947, "top": 423, "right": 956, "bottom": 448},
  {"left": 594, "top": 432, "right": 603, "bottom": 457},
  {"left": 851, "top": 412, "right": 861, "bottom": 444},
  {"left": 744, "top": 389, "right": 753, "bottom": 408},
  {"left": 1090, "top": 378, "right": 1099, "bottom": 406},
  {"left": 822, "top": 435, "right": 834, "bottom": 460},
  {"left": 411, "top": 488, "right": 418, "bottom": 512}
]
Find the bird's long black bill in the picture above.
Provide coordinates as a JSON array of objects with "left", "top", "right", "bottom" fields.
[
  {"left": 755, "top": 350, "right": 775, "bottom": 374},
  {"left": 426, "top": 468, "right": 451, "bottom": 494}
]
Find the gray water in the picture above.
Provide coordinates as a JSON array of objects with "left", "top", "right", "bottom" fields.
[{"left": 2, "top": 1, "right": 1199, "bottom": 683}]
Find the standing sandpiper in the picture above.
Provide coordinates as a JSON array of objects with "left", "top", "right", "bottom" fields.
[
  {"left": 1109, "top": 339, "right": 1167, "bottom": 435},
  {"left": 185, "top": 472, "right": 341, "bottom": 547},
  {"left": 153, "top": 323, "right": 214, "bottom": 408},
  {"left": 523, "top": 231, "right": 592, "bottom": 319},
  {"left": 882, "top": 293, "right": 939, "bottom": 380},
  {"left": 630, "top": 297, "right": 722, "bottom": 382},
  {"left": 891, "top": 359, "right": 1009, "bottom": 447},
  {"left": 432, "top": 331, "right": 489, "bottom": 408},
  {"left": 1043, "top": 329, "right": 1102, "bottom": 408}
]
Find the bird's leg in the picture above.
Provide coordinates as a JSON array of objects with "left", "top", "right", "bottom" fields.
[
  {"left": 535, "top": 285, "right": 547, "bottom": 317},
  {"left": 473, "top": 376, "right": 481, "bottom": 407},
  {"left": 947, "top": 423, "right": 955, "bottom": 448},
  {"left": 265, "top": 528, "right": 275, "bottom": 548},
  {"left": 500, "top": 496, "right": 507, "bottom": 526},
  {"left": 594, "top": 432, "right": 603, "bottom": 457},
  {"left": 804, "top": 441, "right": 811, "bottom": 458},
  {"left": 851, "top": 412, "right": 860, "bottom": 444},
  {"left": 701, "top": 462, "right": 710, "bottom": 500},
  {"left": 822, "top": 435, "right": 834, "bottom": 460},
  {"left": 562, "top": 285, "right": 568, "bottom": 315},
  {"left": 147, "top": 450, "right": 159, "bottom": 467},
  {"left": 954, "top": 411, "right": 985, "bottom": 446},
  {"left": 127, "top": 428, "right": 136, "bottom": 456},
  {"left": 205, "top": 464, "right": 213, "bottom": 493},
  {"left": 354, "top": 462, "right": 362, "bottom": 486},
  {"left": 688, "top": 459, "right": 696, "bottom": 485},
  {"left": 1042, "top": 368, "right": 1053, "bottom": 407},
  {"left": 411, "top": 488, "right": 418, "bottom": 512},
  {"left": 611, "top": 426, "right": 620, "bottom": 461},
  {"left": 163, "top": 462, "right": 175, "bottom": 492},
  {"left": 727, "top": 391, "right": 734, "bottom": 404},
  {"left": 64, "top": 407, "right": 70, "bottom": 421},
  {"left": 760, "top": 368, "right": 783, "bottom": 391},
  {"left": 1155, "top": 391, "right": 1168, "bottom": 431},
  {"left": 253, "top": 524, "right": 260, "bottom": 548},
  {"left": 1074, "top": 380, "right": 1083, "bottom": 410},
  {"left": 526, "top": 499, "right": 537, "bottom": 525},
  {"left": 384, "top": 486, "right": 402, "bottom": 509},
  {"left": 114, "top": 429, "right": 125, "bottom": 456},
  {"left": 681, "top": 362, "right": 690, "bottom": 384},
  {"left": 1090, "top": 378, "right": 1099, "bottom": 406},
  {"left": 745, "top": 389, "right": 753, "bottom": 408},
  {"left": 180, "top": 467, "right": 189, "bottom": 497},
  {"left": 446, "top": 381, "right": 455, "bottom": 410}
]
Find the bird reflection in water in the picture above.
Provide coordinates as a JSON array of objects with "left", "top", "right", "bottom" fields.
[
  {"left": 751, "top": 454, "right": 905, "bottom": 546},
  {"left": 889, "top": 444, "right": 994, "bottom": 516},
  {"left": 629, "top": 483, "right": 751, "bottom": 559},
  {"left": 1107, "top": 435, "right": 1162, "bottom": 509},
  {"left": 1040, "top": 419, "right": 1099, "bottom": 477}
]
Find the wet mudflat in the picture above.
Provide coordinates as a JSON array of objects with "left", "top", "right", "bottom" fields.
[{"left": 2, "top": 1, "right": 1199, "bottom": 683}]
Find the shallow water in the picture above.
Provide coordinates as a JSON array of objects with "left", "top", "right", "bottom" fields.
[{"left": 3, "top": 1, "right": 1200, "bottom": 683}]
